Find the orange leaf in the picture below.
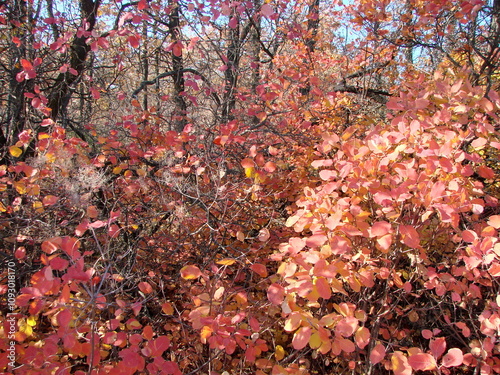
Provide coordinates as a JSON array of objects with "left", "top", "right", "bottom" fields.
[
  {"left": 162, "top": 302, "right": 174, "bottom": 315},
  {"left": 355, "top": 327, "right": 370, "bottom": 349},
  {"left": 41, "top": 237, "right": 61, "bottom": 254},
  {"left": 9, "top": 146, "right": 22, "bottom": 158},
  {"left": 392, "top": 351, "right": 412, "bottom": 375},
  {"left": 241, "top": 158, "right": 254, "bottom": 168},
  {"left": 488, "top": 215, "right": 500, "bottom": 229},
  {"left": 251, "top": 263, "right": 268, "bottom": 277},
  {"left": 200, "top": 325, "right": 213, "bottom": 342},
  {"left": 489, "top": 263, "right": 500, "bottom": 277},
  {"left": 142, "top": 325, "right": 154, "bottom": 340},
  {"left": 42, "top": 195, "right": 58, "bottom": 206},
  {"left": 216, "top": 258, "right": 236, "bottom": 266},
  {"left": 180, "top": 265, "right": 202, "bottom": 280}
]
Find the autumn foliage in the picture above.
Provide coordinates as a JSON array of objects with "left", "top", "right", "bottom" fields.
[{"left": 1, "top": 0, "right": 500, "bottom": 374}]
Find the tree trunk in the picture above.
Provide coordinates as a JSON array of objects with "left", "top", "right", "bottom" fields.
[{"left": 168, "top": 0, "right": 187, "bottom": 132}]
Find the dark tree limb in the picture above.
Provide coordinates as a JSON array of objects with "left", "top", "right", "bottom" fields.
[{"left": 131, "top": 68, "right": 221, "bottom": 107}]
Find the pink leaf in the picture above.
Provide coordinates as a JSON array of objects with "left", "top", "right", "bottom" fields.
[
  {"left": 441, "top": 348, "right": 463, "bottom": 367},
  {"left": 267, "top": 283, "right": 284, "bottom": 305},
  {"left": 400, "top": 225, "right": 420, "bottom": 248},
  {"left": 354, "top": 327, "right": 370, "bottom": 349},
  {"left": 261, "top": 3, "right": 274, "bottom": 17},
  {"left": 335, "top": 317, "right": 358, "bottom": 337},
  {"left": 306, "top": 234, "right": 327, "bottom": 248},
  {"left": 228, "top": 17, "right": 238, "bottom": 29},
  {"left": 408, "top": 353, "right": 437, "bottom": 371},
  {"left": 292, "top": 326, "right": 312, "bottom": 350},
  {"left": 370, "top": 221, "right": 391, "bottom": 237},
  {"left": 430, "top": 337, "right": 446, "bottom": 359},
  {"left": 258, "top": 228, "right": 270, "bottom": 242},
  {"left": 315, "top": 277, "right": 331, "bottom": 300},
  {"left": 488, "top": 215, "right": 500, "bottom": 229},
  {"left": 370, "top": 343, "right": 386, "bottom": 364}
]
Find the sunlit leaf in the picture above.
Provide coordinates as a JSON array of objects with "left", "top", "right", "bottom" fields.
[{"left": 180, "top": 265, "right": 202, "bottom": 280}]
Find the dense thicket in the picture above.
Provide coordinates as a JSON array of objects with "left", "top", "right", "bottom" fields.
[{"left": 1, "top": 0, "right": 500, "bottom": 374}]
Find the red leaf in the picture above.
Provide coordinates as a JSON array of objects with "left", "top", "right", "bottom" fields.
[
  {"left": 441, "top": 348, "right": 463, "bottom": 367},
  {"left": 138, "top": 281, "right": 153, "bottom": 294},
  {"left": 57, "top": 309, "right": 72, "bottom": 327},
  {"left": 292, "top": 326, "right": 312, "bottom": 350},
  {"left": 172, "top": 42, "right": 183, "bottom": 57},
  {"left": 137, "top": 0, "right": 148, "bottom": 10},
  {"left": 477, "top": 165, "right": 495, "bottom": 179},
  {"left": 128, "top": 34, "right": 140, "bottom": 48},
  {"left": 228, "top": 16, "right": 238, "bottom": 29},
  {"left": 21, "top": 59, "right": 33, "bottom": 70}
]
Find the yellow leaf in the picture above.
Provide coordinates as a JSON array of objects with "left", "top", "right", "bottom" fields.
[
  {"left": 245, "top": 166, "right": 255, "bottom": 178},
  {"left": 9, "top": 146, "right": 22, "bottom": 158},
  {"left": 0, "top": 202, "right": 5, "bottom": 212},
  {"left": 19, "top": 319, "right": 33, "bottom": 336},
  {"left": 275, "top": 345, "right": 285, "bottom": 360},
  {"left": 13, "top": 181, "right": 26, "bottom": 194},
  {"left": 309, "top": 332, "right": 322, "bottom": 349},
  {"left": 216, "top": 258, "right": 236, "bottom": 266},
  {"left": 27, "top": 316, "right": 37, "bottom": 326},
  {"left": 33, "top": 201, "right": 44, "bottom": 213}
]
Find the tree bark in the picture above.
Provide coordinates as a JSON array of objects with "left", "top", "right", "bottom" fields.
[
  {"left": 47, "top": 0, "right": 101, "bottom": 121},
  {"left": 168, "top": 0, "right": 187, "bottom": 132}
]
